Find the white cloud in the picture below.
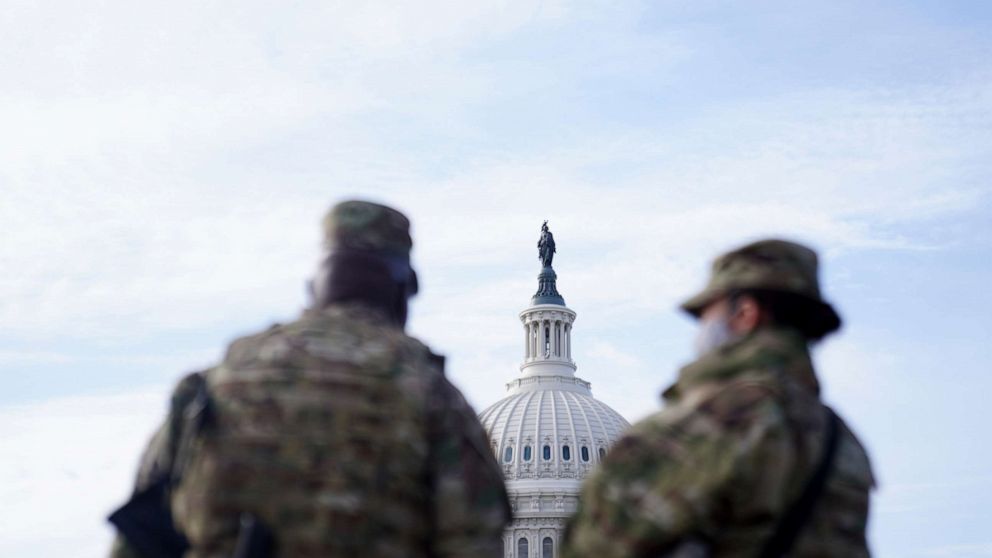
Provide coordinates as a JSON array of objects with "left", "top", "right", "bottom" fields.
[
  {"left": 3, "top": 2, "right": 987, "bottom": 347},
  {"left": 0, "top": 387, "right": 169, "bottom": 558}
]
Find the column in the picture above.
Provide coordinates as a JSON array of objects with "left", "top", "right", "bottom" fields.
[
  {"left": 565, "top": 323, "right": 571, "bottom": 360},
  {"left": 524, "top": 320, "right": 530, "bottom": 359},
  {"left": 541, "top": 320, "right": 551, "bottom": 358},
  {"left": 533, "top": 321, "right": 538, "bottom": 359},
  {"left": 548, "top": 320, "right": 554, "bottom": 358},
  {"left": 535, "top": 320, "right": 542, "bottom": 359}
]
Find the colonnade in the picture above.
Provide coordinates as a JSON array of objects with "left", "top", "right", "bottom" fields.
[{"left": 523, "top": 315, "right": 572, "bottom": 361}]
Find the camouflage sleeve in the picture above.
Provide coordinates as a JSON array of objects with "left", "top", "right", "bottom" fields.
[
  {"left": 427, "top": 375, "right": 512, "bottom": 558},
  {"left": 562, "top": 383, "right": 790, "bottom": 558},
  {"left": 108, "top": 372, "right": 205, "bottom": 558},
  {"left": 108, "top": 418, "right": 172, "bottom": 558}
]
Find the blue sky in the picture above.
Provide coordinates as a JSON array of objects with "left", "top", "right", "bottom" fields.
[{"left": 1, "top": 1, "right": 990, "bottom": 556}]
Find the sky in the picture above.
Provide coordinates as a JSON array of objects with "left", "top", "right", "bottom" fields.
[{"left": 1, "top": 1, "right": 990, "bottom": 556}]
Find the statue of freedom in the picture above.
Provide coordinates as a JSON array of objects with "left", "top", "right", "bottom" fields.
[{"left": 538, "top": 221, "right": 556, "bottom": 268}]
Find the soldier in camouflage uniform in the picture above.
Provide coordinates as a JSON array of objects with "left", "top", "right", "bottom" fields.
[
  {"left": 110, "top": 200, "right": 510, "bottom": 558},
  {"left": 562, "top": 239, "right": 875, "bottom": 558}
]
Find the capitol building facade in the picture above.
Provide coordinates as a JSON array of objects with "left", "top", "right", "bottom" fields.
[{"left": 478, "top": 225, "right": 629, "bottom": 558}]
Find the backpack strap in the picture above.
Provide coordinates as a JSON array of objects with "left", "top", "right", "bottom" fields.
[
  {"left": 171, "top": 375, "right": 214, "bottom": 484},
  {"left": 758, "top": 406, "right": 842, "bottom": 558}
]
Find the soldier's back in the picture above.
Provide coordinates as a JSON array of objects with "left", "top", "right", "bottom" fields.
[
  {"left": 564, "top": 328, "right": 874, "bottom": 558},
  {"left": 172, "top": 302, "right": 449, "bottom": 558},
  {"left": 700, "top": 365, "right": 875, "bottom": 557}
]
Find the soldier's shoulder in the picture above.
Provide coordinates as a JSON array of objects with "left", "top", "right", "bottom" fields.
[
  {"left": 698, "top": 373, "right": 787, "bottom": 429},
  {"left": 607, "top": 381, "right": 788, "bottom": 467},
  {"left": 221, "top": 319, "right": 290, "bottom": 364},
  {"left": 598, "top": 408, "right": 690, "bottom": 471},
  {"left": 662, "top": 374, "right": 787, "bottom": 434},
  {"left": 169, "top": 370, "right": 207, "bottom": 409},
  {"left": 834, "top": 414, "right": 877, "bottom": 489},
  {"left": 397, "top": 333, "right": 445, "bottom": 370}
]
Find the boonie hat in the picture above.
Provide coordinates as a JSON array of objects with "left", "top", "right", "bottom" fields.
[{"left": 680, "top": 239, "right": 841, "bottom": 337}]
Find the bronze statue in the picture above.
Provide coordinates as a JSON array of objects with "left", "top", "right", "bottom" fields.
[{"left": 538, "top": 221, "right": 556, "bottom": 268}]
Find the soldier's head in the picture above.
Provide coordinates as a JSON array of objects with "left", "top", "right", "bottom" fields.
[
  {"left": 680, "top": 239, "right": 842, "bottom": 356},
  {"left": 309, "top": 200, "right": 418, "bottom": 327}
]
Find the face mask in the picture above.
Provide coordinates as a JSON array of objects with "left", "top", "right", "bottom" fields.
[{"left": 693, "top": 314, "right": 737, "bottom": 357}]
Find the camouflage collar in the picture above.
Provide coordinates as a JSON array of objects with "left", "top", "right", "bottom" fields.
[
  {"left": 303, "top": 300, "right": 398, "bottom": 328},
  {"left": 663, "top": 327, "right": 819, "bottom": 403}
]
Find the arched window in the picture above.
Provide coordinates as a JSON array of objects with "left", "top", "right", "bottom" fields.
[
  {"left": 544, "top": 325, "right": 550, "bottom": 356},
  {"left": 523, "top": 445, "right": 532, "bottom": 461},
  {"left": 542, "top": 537, "right": 554, "bottom": 558},
  {"left": 518, "top": 537, "right": 529, "bottom": 558},
  {"left": 543, "top": 445, "right": 551, "bottom": 460},
  {"left": 562, "top": 445, "right": 571, "bottom": 461},
  {"left": 598, "top": 447, "right": 606, "bottom": 460},
  {"left": 504, "top": 447, "right": 513, "bottom": 463},
  {"left": 581, "top": 446, "right": 590, "bottom": 462}
]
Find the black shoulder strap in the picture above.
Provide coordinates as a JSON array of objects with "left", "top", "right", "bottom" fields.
[
  {"left": 171, "top": 376, "right": 214, "bottom": 484},
  {"left": 108, "top": 477, "right": 190, "bottom": 558},
  {"left": 758, "top": 407, "right": 842, "bottom": 558}
]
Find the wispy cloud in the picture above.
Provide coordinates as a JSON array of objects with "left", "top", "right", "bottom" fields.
[{"left": 587, "top": 340, "right": 643, "bottom": 368}]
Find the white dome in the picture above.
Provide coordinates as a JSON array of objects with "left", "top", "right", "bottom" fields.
[
  {"left": 479, "top": 380, "right": 629, "bottom": 483},
  {"left": 477, "top": 301, "right": 630, "bottom": 557}
]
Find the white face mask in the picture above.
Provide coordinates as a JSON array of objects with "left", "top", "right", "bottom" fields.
[{"left": 693, "top": 314, "right": 738, "bottom": 357}]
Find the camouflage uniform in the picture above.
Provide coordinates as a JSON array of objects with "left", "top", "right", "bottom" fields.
[
  {"left": 563, "top": 240, "right": 874, "bottom": 558},
  {"left": 110, "top": 201, "right": 510, "bottom": 558}
]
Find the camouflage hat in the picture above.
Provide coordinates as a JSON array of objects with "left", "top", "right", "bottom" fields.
[
  {"left": 322, "top": 200, "right": 413, "bottom": 258},
  {"left": 680, "top": 239, "right": 841, "bottom": 336}
]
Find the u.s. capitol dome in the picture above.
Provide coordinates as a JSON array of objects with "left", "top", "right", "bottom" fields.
[{"left": 478, "top": 223, "right": 629, "bottom": 558}]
